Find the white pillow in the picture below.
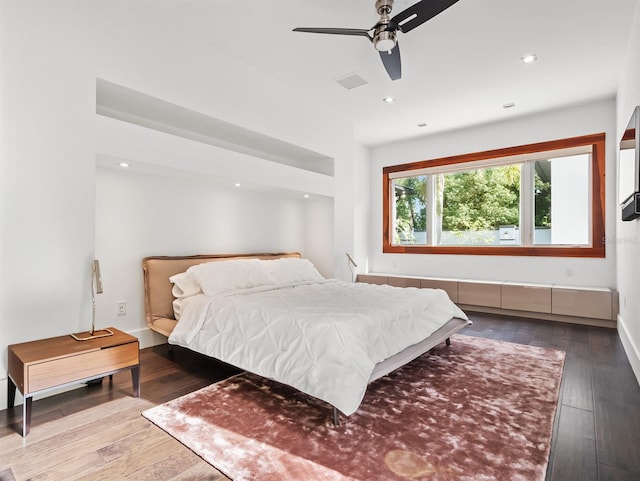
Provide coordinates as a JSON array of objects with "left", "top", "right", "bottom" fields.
[
  {"left": 172, "top": 297, "right": 184, "bottom": 320},
  {"left": 265, "top": 258, "right": 324, "bottom": 284},
  {"left": 169, "top": 272, "right": 202, "bottom": 298},
  {"left": 188, "top": 259, "right": 277, "bottom": 296}
]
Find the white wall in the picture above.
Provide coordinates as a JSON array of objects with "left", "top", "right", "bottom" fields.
[
  {"left": 368, "top": 98, "right": 618, "bottom": 288},
  {"left": 352, "top": 143, "right": 372, "bottom": 277},
  {"left": 94, "top": 165, "right": 333, "bottom": 345},
  {"left": 0, "top": 1, "right": 360, "bottom": 410},
  {"left": 303, "top": 196, "right": 336, "bottom": 280},
  {"left": 616, "top": 1, "right": 640, "bottom": 383},
  {"left": 0, "top": 1, "right": 98, "bottom": 407},
  {"left": 89, "top": 0, "right": 359, "bottom": 281}
]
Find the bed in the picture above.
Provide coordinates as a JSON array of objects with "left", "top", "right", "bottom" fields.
[{"left": 142, "top": 252, "right": 470, "bottom": 422}]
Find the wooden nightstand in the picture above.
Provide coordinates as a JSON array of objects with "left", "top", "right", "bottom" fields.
[{"left": 7, "top": 327, "right": 140, "bottom": 436}]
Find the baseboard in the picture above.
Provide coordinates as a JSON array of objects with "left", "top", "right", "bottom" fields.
[
  {"left": 128, "top": 326, "right": 168, "bottom": 349},
  {"left": 618, "top": 314, "right": 640, "bottom": 386},
  {"left": 0, "top": 378, "right": 8, "bottom": 411}
]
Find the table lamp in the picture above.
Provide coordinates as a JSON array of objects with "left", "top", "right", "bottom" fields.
[{"left": 71, "top": 259, "right": 114, "bottom": 341}]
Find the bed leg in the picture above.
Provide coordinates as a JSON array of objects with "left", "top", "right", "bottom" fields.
[
  {"left": 332, "top": 407, "right": 340, "bottom": 427},
  {"left": 446, "top": 337, "right": 451, "bottom": 346}
]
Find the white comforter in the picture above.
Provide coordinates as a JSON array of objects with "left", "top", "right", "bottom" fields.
[{"left": 169, "top": 279, "right": 467, "bottom": 416}]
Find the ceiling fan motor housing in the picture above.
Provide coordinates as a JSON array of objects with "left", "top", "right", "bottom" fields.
[
  {"left": 375, "top": 0, "right": 394, "bottom": 15},
  {"left": 374, "top": 0, "right": 397, "bottom": 51}
]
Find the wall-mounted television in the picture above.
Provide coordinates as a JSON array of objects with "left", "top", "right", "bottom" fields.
[{"left": 619, "top": 106, "right": 640, "bottom": 221}]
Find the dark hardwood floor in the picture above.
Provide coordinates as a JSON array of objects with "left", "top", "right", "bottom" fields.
[
  {"left": 1, "top": 312, "right": 639, "bottom": 480},
  {"left": 463, "top": 313, "right": 640, "bottom": 481}
]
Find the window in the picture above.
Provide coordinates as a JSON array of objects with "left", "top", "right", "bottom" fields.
[{"left": 383, "top": 134, "right": 606, "bottom": 257}]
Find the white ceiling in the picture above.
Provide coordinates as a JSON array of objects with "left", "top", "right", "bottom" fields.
[{"left": 192, "top": 0, "right": 638, "bottom": 147}]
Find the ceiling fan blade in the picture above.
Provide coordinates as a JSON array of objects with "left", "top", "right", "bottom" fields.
[
  {"left": 293, "top": 27, "right": 372, "bottom": 41},
  {"left": 379, "top": 45, "right": 401, "bottom": 81},
  {"left": 391, "top": 0, "right": 460, "bottom": 33}
]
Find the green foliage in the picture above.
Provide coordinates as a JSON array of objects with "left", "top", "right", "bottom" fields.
[
  {"left": 394, "top": 176, "right": 426, "bottom": 240},
  {"left": 393, "top": 163, "right": 555, "bottom": 243},
  {"left": 394, "top": 217, "right": 416, "bottom": 244},
  {"left": 442, "top": 165, "right": 521, "bottom": 231},
  {"left": 393, "top": 162, "right": 553, "bottom": 244},
  {"left": 534, "top": 173, "right": 552, "bottom": 227}
]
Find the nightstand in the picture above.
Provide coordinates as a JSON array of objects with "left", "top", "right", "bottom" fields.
[{"left": 7, "top": 327, "right": 140, "bottom": 436}]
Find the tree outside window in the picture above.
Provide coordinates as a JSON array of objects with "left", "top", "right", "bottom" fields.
[{"left": 384, "top": 133, "right": 605, "bottom": 257}]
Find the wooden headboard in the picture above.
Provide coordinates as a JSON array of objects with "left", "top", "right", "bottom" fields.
[{"left": 142, "top": 252, "right": 301, "bottom": 337}]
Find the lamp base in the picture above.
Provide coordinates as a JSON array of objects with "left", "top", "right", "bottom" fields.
[{"left": 71, "top": 328, "right": 115, "bottom": 341}]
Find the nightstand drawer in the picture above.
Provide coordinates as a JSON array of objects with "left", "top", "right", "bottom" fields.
[{"left": 26, "top": 343, "right": 139, "bottom": 393}]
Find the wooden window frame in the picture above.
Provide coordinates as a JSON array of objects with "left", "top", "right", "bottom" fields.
[{"left": 382, "top": 133, "right": 606, "bottom": 258}]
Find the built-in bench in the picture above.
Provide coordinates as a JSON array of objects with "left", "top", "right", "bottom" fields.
[{"left": 357, "top": 274, "right": 618, "bottom": 328}]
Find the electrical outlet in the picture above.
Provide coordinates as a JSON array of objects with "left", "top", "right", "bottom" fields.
[{"left": 117, "top": 301, "right": 126, "bottom": 316}]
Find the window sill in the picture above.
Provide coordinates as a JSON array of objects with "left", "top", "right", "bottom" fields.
[{"left": 383, "top": 244, "right": 605, "bottom": 258}]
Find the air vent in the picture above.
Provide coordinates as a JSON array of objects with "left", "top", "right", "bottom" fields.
[{"left": 335, "top": 74, "right": 368, "bottom": 90}]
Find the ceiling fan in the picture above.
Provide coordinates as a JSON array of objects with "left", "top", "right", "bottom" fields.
[{"left": 293, "top": 0, "right": 459, "bottom": 81}]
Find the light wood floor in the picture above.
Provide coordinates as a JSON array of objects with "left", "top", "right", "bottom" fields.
[{"left": 1, "top": 312, "right": 639, "bottom": 481}]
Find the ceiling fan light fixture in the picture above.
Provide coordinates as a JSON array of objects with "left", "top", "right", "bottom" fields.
[{"left": 374, "top": 30, "right": 397, "bottom": 52}]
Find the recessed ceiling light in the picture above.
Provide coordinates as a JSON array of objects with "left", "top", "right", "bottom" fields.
[
  {"left": 118, "top": 162, "right": 130, "bottom": 168},
  {"left": 382, "top": 97, "right": 395, "bottom": 103},
  {"left": 303, "top": 194, "right": 310, "bottom": 199},
  {"left": 234, "top": 183, "right": 241, "bottom": 187},
  {"left": 417, "top": 122, "right": 428, "bottom": 128},
  {"left": 521, "top": 53, "right": 537, "bottom": 63},
  {"left": 503, "top": 102, "right": 515, "bottom": 109}
]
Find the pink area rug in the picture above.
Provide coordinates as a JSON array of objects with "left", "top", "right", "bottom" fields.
[{"left": 142, "top": 335, "right": 565, "bottom": 481}]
